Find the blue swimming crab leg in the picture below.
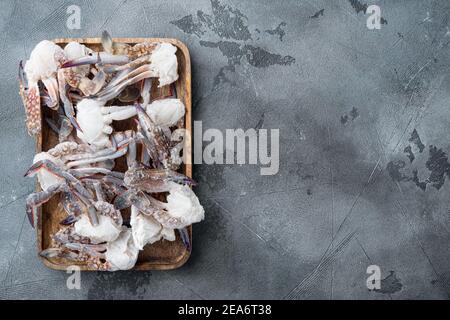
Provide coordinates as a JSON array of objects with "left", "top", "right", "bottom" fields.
[
  {"left": 126, "top": 138, "right": 137, "bottom": 168},
  {"left": 102, "top": 55, "right": 151, "bottom": 73},
  {"left": 136, "top": 123, "right": 160, "bottom": 168},
  {"left": 40, "top": 247, "right": 81, "bottom": 260},
  {"left": 73, "top": 180, "right": 123, "bottom": 225},
  {"left": 141, "top": 78, "right": 152, "bottom": 107},
  {"left": 94, "top": 66, "right": 155, "bottom": 103},
  {"left": 65, "top": 135, "right": 133, "bottom": 168},
  {"left": 68, "top": 167, "right": 125, "bottom": 180},
  {"left": 25, "top": 159, "right": 99, "bottom": 226}
]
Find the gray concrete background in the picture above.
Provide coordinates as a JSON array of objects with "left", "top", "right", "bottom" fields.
[{"left": 1, "top": 0, "right": 450, "bottom": 299}]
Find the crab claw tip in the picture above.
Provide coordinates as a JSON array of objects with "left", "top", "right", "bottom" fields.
[{"left": 24, "top": 161, "right": 41, "bottom": 177}]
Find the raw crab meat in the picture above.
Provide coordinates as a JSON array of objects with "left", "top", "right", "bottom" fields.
[
  {"left": 147, "top": 98, "right": 185, "bottom": 127},
  {"left": 130, "top": 205, "right": 175, "bottom": 250}
]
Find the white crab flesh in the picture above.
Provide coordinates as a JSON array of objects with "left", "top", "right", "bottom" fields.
[
  {"left": 105, "top": 227, "right": 140, "bottom": 271},
  {"left": 24, "top": 40, "right": 63, "bottom": 85},
  {"left": 76, "top": 99, "right": 136, "bottom": 148},
  {"left": 147, "top": 98, "right": 185, "bottom": 127},
  {"left": 150, "top": 43, "right": 179, "bottom": 87},
  {"left": 164, "top": 182, "right": 205, "bottom": 227},
  {"left": 74, "top": 214, "right": 121, "bottom": 244},
  {"left": 33, "top": 152, "right": 65, "bottom": 191}
]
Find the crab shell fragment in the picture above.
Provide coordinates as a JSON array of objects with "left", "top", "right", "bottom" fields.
[
  {"left": 147, "top": 98, "right": 185, "bottom": 127},
  {"left": 149, "top": 43, "right": 179, "bottom": 87},
  {"left": 130, "top": 205, "right": 175, "bottom": 250},
  {"left": 164, "top": 182, "right": 205, "bottom": 227}
]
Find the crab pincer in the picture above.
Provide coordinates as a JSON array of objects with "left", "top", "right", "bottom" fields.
[{"left": 26, "top": 183, "right": 68, "bottom": 228}]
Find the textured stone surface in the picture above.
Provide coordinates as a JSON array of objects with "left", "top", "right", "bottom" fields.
[{"left": 1, "top": 0, "right": 450, "bottom": 299}]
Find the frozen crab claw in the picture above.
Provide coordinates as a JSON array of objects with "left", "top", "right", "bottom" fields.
[
  {"left": 151, "top": 182, "right": 204, "bottom": 229},
  {"left": 115, "top": 187, "right": 195, "bottom": 251},
  {"left": 25, "top": 159, "right": 100, "bottom": 227},
  {"left": 76, "top": 73, "right": 152, "bottom": 144},
  {"left": 52, "top": 225, "right": 91, "bottom": 246},
  {"left": 67, "top": 135, "right": 134, "bottom": 172},
  {"left": 91, "top": 181, "right": 123, "bottom": 225},
  {"left": 59, "top": 191, "right": 84, "bottom": 225},
  {"left": 45, "top": 113, "right": 74, "bottom": 143},
  {"left": 135, "top": 103, "right": 187, "bottom": 171},
  {"left": 62, "top": 31, "right": 154, "bottom": 72},
  {"left": 26, "top": 183, "right": 68, "bottom": 228},
  {"left": 31, "top": 140, "right": 128, "bottom": 189},
  {"left": 44, "top": 134, "right": 133, "bottom": 169},
  {"left": 60, "top": 179, "right": 123, "bottom": 227},
  {"left": 60, "top": 40, "right": 129, "bottom": 69}
]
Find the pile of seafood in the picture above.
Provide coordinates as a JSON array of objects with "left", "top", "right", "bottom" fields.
[{"left": 18, "top": 32, "right": 204, "bottom": 271}]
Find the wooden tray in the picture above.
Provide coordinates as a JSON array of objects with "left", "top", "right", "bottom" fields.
[{"left": 35, "top": 38, "right": 192, "bottom": 271}]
